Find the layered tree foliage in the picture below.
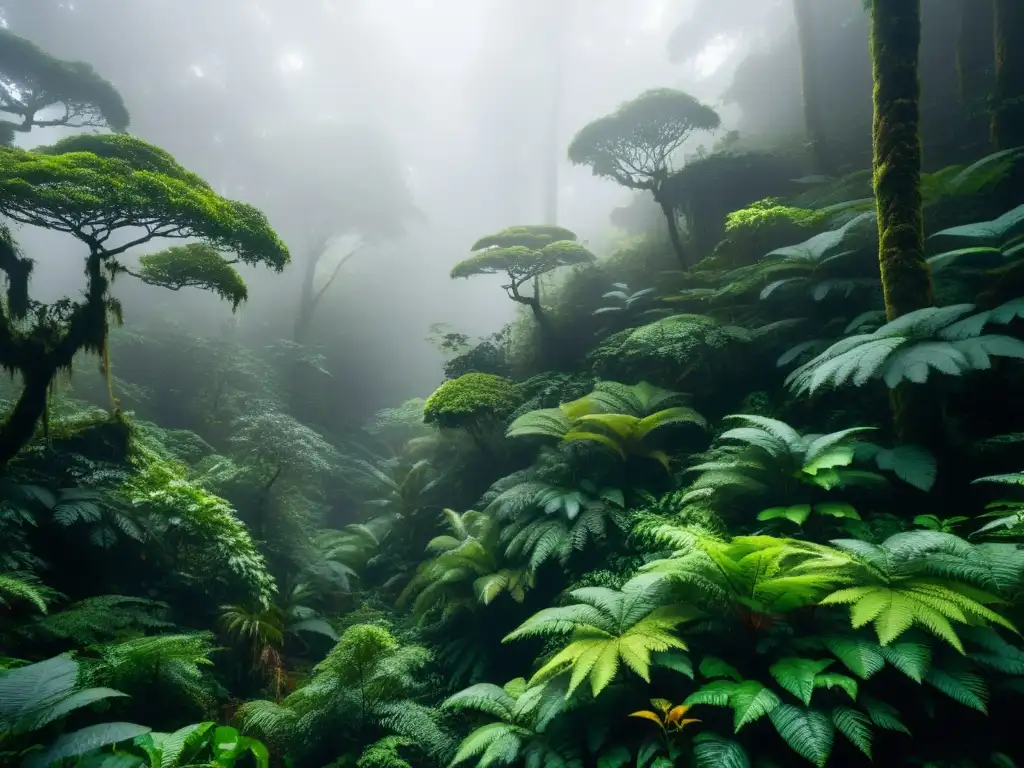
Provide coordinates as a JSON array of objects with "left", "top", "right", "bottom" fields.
[
  {"left": 0, "top": 133, "right": 288, "bottom": 468},
  {"left": 450, "top": 226, "right": 595, "bottom": 347},
  {"left": 7, "top": 7, "right": 1024, "bottom": 768},
  {"left": 568, "top": 89, "right": 720, "bottom": 267},
  {"left": 0, "top": 28, "right": 129, "bottom": 138}
]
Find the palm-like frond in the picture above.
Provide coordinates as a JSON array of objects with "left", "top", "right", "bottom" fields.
[
  {"left": 507, "top": 380, "right": 705, "bottom": 469},
  {"left": 504, "top": 575, "right": 693, "bottom": 697},
  {"left": 0, "top": 570, "right": 53, "bottom": 613},
  {"left": 681, "top": 415, "right": 883, "bottom": 523},
  {"left": 640, "top": 526, "right": 846, "bottom": 617},
  {"left": 91, "top": 632, "right": 218, "bottom": 710},
  {"left": 787, "top": 298, "right": 1024, "bottom": 393},
  {"left": 796, "top": 531, "right": 1023, "bottom": 652},
  {"left": 400, "top": 510, "right": 533, "bottom": 623}
]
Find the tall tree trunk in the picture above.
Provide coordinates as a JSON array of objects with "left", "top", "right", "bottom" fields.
[
  {"left": 870, "top": 0, "right": 940, "bottom": 448},
  {"left": 992, "top": 0, "right": 1024, "bottom": 149},
  {"left": 793, "top": 0, "right": 832, "bottom": 175},
  {"left": 0, "top": 367, "right": 54, "bottom": 470},
  {"left": 656, "top": 195, "right": 688, "bottom": 268}
]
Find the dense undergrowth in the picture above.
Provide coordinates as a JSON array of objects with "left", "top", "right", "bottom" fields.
[{"left": 5, "top": 8, "right": 1024, "bottom": 768}]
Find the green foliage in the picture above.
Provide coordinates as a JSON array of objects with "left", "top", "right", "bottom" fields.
[
  {"left": 442, "top": 676, "right": 579, "bottom": 767},
  {"left": 587, "top": 314, "right": 751, "bottom": 387},
  {"left": 0, "top": 135, "right": 288, "bottom": 270},
  {"left": 238, "top": 623, "right": 451, "bottom": 766},
  {"left": 787, "top": 299, "right": 1024, "bottom": 393},
  {"left": 423, "top": 373, "right": 522, "bottom": 431},
  {"left": 0, "top": 655, "right": 149, "bottom": 767},
  {"left": 504, "top": 574, "right": 692, "bottom": 697},
  {"left": 507, "top": 381, "right": 705, "bottom": 468},
  {"left": 568, "top": 89, "right": 721, "bottom": 191},
  {"left": 121, "top": 435, "right": 276, "bottom": 607},
  {"left": 682, "top": 415, "right": 886, "bottom": 524},
  {"left": 401, "top": 509, "right": 533, "bottom": 623},
  {"left": 130, "top": 722, "right": 270, "bottom": 768},
  {"left": 90, "top": 632, "right": 218, "bottom": 713},
  {"left": 451, "top": 227, "right": 596, "bottom": 307},
  {"left": 0, "top": 27, "right": 130, "bottom": 133},
  {"left": 18, "top": 595, "right": 173, "bottom": 645},
  {"left": 130, "top": 243, "right": 249, "bottom": 310}
]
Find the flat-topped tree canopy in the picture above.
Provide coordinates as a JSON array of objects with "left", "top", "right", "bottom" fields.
[
  {"left": 0, "top": 133, "right": 289, "bottom": 269},
  {"left": 568, "top": 88, "right": 720, "bottom": 191},
  {"left": 0, "top": 28, "right": 130, "bottom": 134},
  {"left": 126, "top": 243, "right": 250, "bottom": 311},
  {"left": 453, "top": 225, "right": 595, "bottom": 286},
  {"left": 470, "top": 225, "right": 578, "bottom": 251}
]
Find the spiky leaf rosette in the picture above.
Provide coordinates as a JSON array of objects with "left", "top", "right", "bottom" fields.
[
  {"left": 568, "top": 88, "right": 720, "bottom": 190},
  {"left": 0, "top": 28, "right": 130, "bottom": 133},
  {"left": 0, "top": 134, "right": 289, "bottom": 269}
]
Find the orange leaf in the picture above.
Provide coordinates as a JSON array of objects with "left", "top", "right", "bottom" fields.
[
  {"left": 628, "top": 710, "right": 664, "bottom": 727},
  {"left": 666, "top": 704, "right": 691, "bottom": 725},
  {"left": 678, "top": 718, "right": 702, "bottom": 729}
]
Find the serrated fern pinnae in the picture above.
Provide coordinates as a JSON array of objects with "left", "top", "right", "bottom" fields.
[
  {"left": 400, "top": 510, "right": 533, "bottom": 624},
  {"left": 18, "top": 595, "right": 172, "bottom": 644},
  {"left": 795, "top": 530, "right": 1024, "bottom": 652},
  {"left": 787, "top": 298, "right": 1024, "bottom": 394},
  {"left": 503, "top": 574, "right": 693, "bottom": 697},
  {"left": 443, "top": 676, "right": 581, "bottom": 767},
  {"left": 239, "top": 623, "right": 438, "bottom": 763},
  {"left": 681, "top": 415, "right": 884, "bottom": 523},
  {"left": 507, "top": 380, "right": 705, "bottom": 469},
  {"left": 90, "top": 632, "right": 218, "bottom": 712}
]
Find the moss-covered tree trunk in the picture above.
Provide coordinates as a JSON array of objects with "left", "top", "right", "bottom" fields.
[
  {"left": 0, "top": 251, "right": 109, "bottom": 470},
  {"left": 652, "top": 192, "right": 688, "bottom": 268},
  {"left": 871, "top": 0, "right": 941, "bottom": 448},
  {"left": 794, "top": 0, "right": 832, "bottom": 175},
  {"left": 992, "top": 0, "right": 1024, "bottom": 149}
]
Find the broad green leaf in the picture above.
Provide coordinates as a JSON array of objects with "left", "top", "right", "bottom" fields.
[{"left": 770, "top": 658, "right": 833, "bottom": 705}]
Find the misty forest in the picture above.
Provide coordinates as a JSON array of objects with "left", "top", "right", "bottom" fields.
[{"left": 3, "top": 0, "right": 1024, "bottom": 766}]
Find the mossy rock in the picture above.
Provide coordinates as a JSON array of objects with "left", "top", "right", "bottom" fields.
[
  {"left": 423, "top": 373, "right": 522, "bottom": 430},
  {"left": 587, "top": 314, "right": 751, "bottom": 395}
]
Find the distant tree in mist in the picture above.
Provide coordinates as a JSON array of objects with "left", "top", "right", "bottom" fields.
[
  {"left": 0, "top": 129, "right": 288, "bottom": 469},
  {"left": 568, "top": 88, "right": 720, "bottom": 267},
  {"left": 0, "top": 27, "right": 129, "bottom": 142},
  {"left": 992, "top": 0, "right": 1024, "bottom": 149},
  {"left": 449, "top": 225, "right": 595, "bottom": 356}
]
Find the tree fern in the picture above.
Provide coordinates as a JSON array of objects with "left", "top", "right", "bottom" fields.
[
  {"left": 18, "top": 595, "right": 172, "bottom": 645},
  {"left": 486, "top": 478, "right": 627, "bottom": 569},
  {"left": 400, "top": 510, "right": 533, "bottom": 623},
  {"left": 797, "top": 531, "right": 1023, "bottom": 652},
  {"left": 681, "top": 415, "right": 887, "bottom": 524},
  {"left": 503, "top": 575, "right": 692, "bottom": 697},
  {"left": 507, "top": 381, "right": 705, "bottom": 469},
  {"left": 639, "top": 526, "right": 851, "bottom": 619},
  {"left": 90, "top": 632, "right": 218, "bottom": 712},
  {"left": 239, "top": 623, "right": 437, "bottom": 763},
  {"left": 0, "top": 570, "right": 52, "bottom": 613},
  {"left": 787, "top": 299, "right": 1024, "bottom": 393},
  {"left": 443, "top": 677, "right": 580, "bottom": 767}
]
